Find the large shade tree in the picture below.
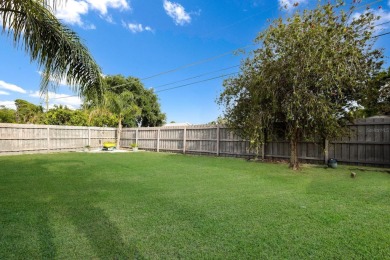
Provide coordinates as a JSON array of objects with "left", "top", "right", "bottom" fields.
[
  {"left": 0, "top": 0, "right": 103, "bottom": 98},
  {"left": 85, "top": 75, "right": 166, "bottom": 127},
  {"left": 219, "top": 1, "right": 383, "bottom": 170}
]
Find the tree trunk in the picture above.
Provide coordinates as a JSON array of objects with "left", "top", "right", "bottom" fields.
[
  {"left": 116, "top": 118, "right": 122, "bottom": 149},
  {"left": 289, "top": 131, "right": 299, "bottom": 170}
]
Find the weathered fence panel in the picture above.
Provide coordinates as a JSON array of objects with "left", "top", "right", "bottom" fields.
[
  {"left": 0, "top": 124, "right": 116, "bottom": 155},
  {"left": 328, "top": 117, "right": 390, "bottom": 166},
  {"left": 1, "top": 118, "right": 389, "bottom": 166}
]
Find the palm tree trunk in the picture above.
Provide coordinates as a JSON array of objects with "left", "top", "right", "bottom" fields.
[{"left": 116, "top": 117, "right": 122, "bottom": 149}]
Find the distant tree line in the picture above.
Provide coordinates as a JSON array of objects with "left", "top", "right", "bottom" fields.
[{"left": 0, "top": 75, "right": 166, "bottom": 128}]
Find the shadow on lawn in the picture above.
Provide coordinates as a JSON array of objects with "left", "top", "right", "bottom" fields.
[
  {"left": 1, "top": 157, "right": 143, "bottom": 259},
  {"left": 36, "top": 209, "right": 57, "bottom": 259},
  {"left": 66, "top": 204, "right": 143, "bottom": 259}
]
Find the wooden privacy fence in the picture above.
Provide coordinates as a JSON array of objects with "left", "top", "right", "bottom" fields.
[
  {"left": 0, "top": 124, "right": 116, "bottom": 155},
  {"left": 1, "top": 117, "right": 389, "bottom": 166}
]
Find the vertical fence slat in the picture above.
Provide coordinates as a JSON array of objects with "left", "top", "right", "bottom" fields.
[
  {"left": 183, "top": 128, "right": 187, "bottom": 154},
  {"left": 216, "top": 125, "right": 220, "bottom": 156},
  {"left": 157, "top": 129, "right": 160, "bottom": 152},
  {"left": 47, "top": 127, "right": 50, "bottom": 152}
]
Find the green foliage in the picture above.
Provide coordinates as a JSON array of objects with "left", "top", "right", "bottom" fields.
[
  {"left": 359, "top": 67, "right": 390, "bottom": 116},
  {"left": 87, "top": 108, "right": 118, "bottom": 127},
  {"left": 100, "top": 90, "right": 141, "bottom": 148},
  {"left": 219, "top": 1, "right": 383, "bottom": 169},
  {"left": 208, "top": 116, "right": 227, "bottom": 125},
  {"left": 0, "top": 153, "right": 389, "bottom": 258},
  {"left": 0, "top": 106, "right": 16, "bottom": 123},
  {"left": 100, "top": 75, "right": 166, "bottom": 127},
  {"left": 0, "top": 0, "right": 103, "bottom": 99},
  {"left": 45, "top": 105, "right": 88, "bottom": 126},
  {"left": 14, "top": 99, "right": 44, "bottom": 124}
]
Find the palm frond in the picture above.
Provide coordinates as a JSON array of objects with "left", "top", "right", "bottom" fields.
[{"left": 0, "top": 0, "right": 103, "bottom": 100}]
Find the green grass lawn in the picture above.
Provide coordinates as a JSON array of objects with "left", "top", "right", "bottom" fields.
[{"left": 0, "top": 152, "right": 389, "bottom": 259}]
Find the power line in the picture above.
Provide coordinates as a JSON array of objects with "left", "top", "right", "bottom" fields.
[
  {"left": 52, "top": 23, "right": 390, "bottom": 98},
  {"left": 155, "top": 72, "right": 238, "bottom": 93},
  {"left": 201, "top": 6, "right": 276, "bottom": 38},
  {"left": 46, "top": 2, "right": 390, "bottom": 99},
  {"left": 50, "top": 94, "right": 79, "bottom": 100},
  {"left": 139, "top": 3, "right": 279, "bottom": 81},
  {"left": 152, "top": 65, "right": 240, "bottom": 89},
  {"left": 373, "top": 31, "right": 390, "bottom": 37},
  {"left": 374, "top": 21, "right": 390, "bottom": 28},
  {"left": 154, "top": 29, "right": 390, "bottom": 94},
  {"left": 354, "top": 0, "right": 383, "bottom": 10},
  {"left": 140, "top": 44, "right": 253, "bottom": 81}
]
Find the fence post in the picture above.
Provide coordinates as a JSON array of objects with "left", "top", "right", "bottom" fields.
[
  {"left": 136, "top": 129, "right": 139, "bottom": 145},
  {"left": 157, "top": 128, "right": 160, "bottom": 152},
  {"left": 216, "top": 125, "right": 220, "bottom": 156},
  {"left": 47, "top": 126, "right": 50, "bottom": 152},
  {"left": 88, "top": 127, "right": 91, "bottom": 147},
  {"left": 183, "top": 127, "right": 187, "bottom": 154},
  {"left": 261, "top": 143, "right": 265, "bottom": 160},
  {"left": 324, "top": 139, "right": 329, "bottom": 164}
]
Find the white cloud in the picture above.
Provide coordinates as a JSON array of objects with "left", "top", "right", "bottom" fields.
[
  {"left": 51, "top": 0, "right": 130, "bottom": 28},
  {"left": 0, "top": 80, "right": 27, "bottom": 94},
  {"left": 0, "top": 91, "right": 10, "bottom": 95},
  {"left": 29, "top": 91, "right": 82, "bottom": 110},
  {"left": 103, "top": 15, "right": 115, "bottom": 24},
  {"left": 0, "top": 101, "right": 16, "bottom": 110},
  {"left": 54, "top": 0, "right": 89, "bottom": 26},
  {"left": 123, "top": 22, "right": 154, "bottom": 33},
  {"left": 85, "top": 0, "right": 130, "bottom": 15},
  {"left": 163, "top": 0, "right": 191, "bottom": 26},
  {"left": 278, "top": 0, "right": 307, "bottom": 11}
]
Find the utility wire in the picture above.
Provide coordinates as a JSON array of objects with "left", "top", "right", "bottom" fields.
[
  {"left": 155, "top": 72, "right": 238, "bottom": 93},
  {"left": 374, "top": 21, "right": 390, "bottom": 28},
  {"left": 201, "top": 5, "right": 276, "bottom": 38},
  {"left": 140, "top": 45, "right": 252, "bottom": 81},
  {"left": 48, "top": 2, "right": 390, "bottom": 100},
  {"left": 152, "top": 65, "right": 240, "bottom": 89},
  {"left": 355, "top": 0, "right": 383, "bottom": 10},
  {"left": 50, "top": 27, "right": 390, "bottom": 99},
  {"left": 373, "top": 30, "right": 390, "bottom": 37},
  {"left": 50, "top": 95, "right": 79, "bottom": 100}
]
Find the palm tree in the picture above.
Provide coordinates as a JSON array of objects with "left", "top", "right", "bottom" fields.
[
  {"left": 0, "top": 0, "right": 103, "bottom": 99},
  {"left": 103, "top": 91, "right": 141, "bottom": 148}
]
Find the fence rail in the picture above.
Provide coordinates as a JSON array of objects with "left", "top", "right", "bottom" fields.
[{"left": 1, "top": 117, "right": 389, "bottom": 166}]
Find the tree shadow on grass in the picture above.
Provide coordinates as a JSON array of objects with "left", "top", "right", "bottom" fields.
[
  {"left": 66, "top": 204, "right": 143, "bottom": 259},
  {"left": 36, "top": 209, "right": 56, "bottom": 259}
]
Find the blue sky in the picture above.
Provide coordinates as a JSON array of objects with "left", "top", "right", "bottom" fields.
[{"left": 1, "top": 0, "right": 390, "bottom": 124}]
